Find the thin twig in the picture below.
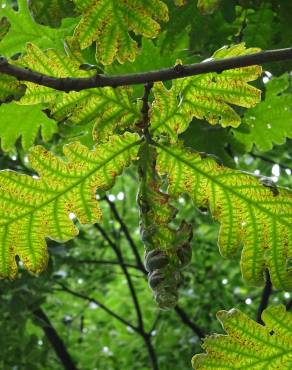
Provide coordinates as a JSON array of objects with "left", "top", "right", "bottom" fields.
[
  {"left": 96, "top": 220, "right": 159, "bottom": 369},
  {"left": 95, "top": 223, "right": 145, "bottom": 331},
  {"left": 104, "top": 195, "right": 146, "bottom": 273},
  {"left": 1, "top": 47, "right": 292, "bottom": 91},
  {"left": 256, "top": 270, "right": 272, "bottom": 325},
  {"left": 175, "top": 306, "right": 205, "bottom": 338},
  {"left": 251, "top": 153, "right": 292, "bottom": 173},
  {"left": 143, "top": 333, "right": 159, "bottom": 370},
  {"left": 150, "top": 311, "right": 162, "bottom": 334},
  {"left": 33, "top": 308, "right": 79, "bottom": 370}
]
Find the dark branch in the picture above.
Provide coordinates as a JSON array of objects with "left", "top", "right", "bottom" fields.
[
  {"left": 1, "top": 47, "right": 292, "bottom": 91},
  {"left": 174, "top": 306, "right": 205, "bottom": 338},
  {"left": 33, "top": 308, "right": 78, "bottom": 370},
  {"left": 139, "top": 82, "right": 154, "bottom": 142},
  {"left": 143, "top": 334, "right": 159, "bottom": 370},
  {"left": 139, "top": 82, "right": 154, "bottom": 129},
  {"left": 256, "top": 270, "right": 272, "bottom": 324}
]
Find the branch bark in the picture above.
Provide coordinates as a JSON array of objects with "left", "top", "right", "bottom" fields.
[
  {"left": 1, "top": 47, "right": 292, "bottom": 91},
  {"left": 33, "top": 308, "right": 78, "bottom": 370},
  {"left": 256, "top": 270, "right": 272, "bottom": 325},
  {"left": 174, "top": 306, "right": 205, "bottom": 338}
]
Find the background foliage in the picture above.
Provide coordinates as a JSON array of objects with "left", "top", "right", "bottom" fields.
[{"left": 0, "top": 0, "right": 291, "bottom": 369}]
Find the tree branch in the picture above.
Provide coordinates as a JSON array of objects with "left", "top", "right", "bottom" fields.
[
  {"left": 256, "top": 270, "right": 272, "bottom": 325},
  {"left": 1, "top": 47, "right": 292, "bottom": 91},
  {"left": 143, "top": 333, "right": 159, "bottom": 370},
  {"left": 174, "top": 306, "right": 205, "bottom": 338},
  {"left": 33, "top": 308, "right": 79, "bottom": 370}
]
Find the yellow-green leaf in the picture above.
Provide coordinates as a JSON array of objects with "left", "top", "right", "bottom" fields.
[
  {"left": 51, "top": 87, "right": 141, "bottom": 143},
  {"left": 150, "top": 44, "right": 262, "bottom": 142},
  {"left": 73, "top": 0, "right": 169, "bottom": 64},
  {"left": 192, "top": 305, "right": 292, "bottom": 369},
  {"left": 0, "top": 132, "right": 140, "bottom": 278},
  {"left": 156, "top": 143, "right": 292, "bottom": 291},
  {"left": 17, "top": 43, "right": 90, "bottom": 105},
  {"left": 17, "top": 44, "right": 141, "bottom": 141},
  {"left": 0, "top": 0, "right": 76, "bottom": 56}
]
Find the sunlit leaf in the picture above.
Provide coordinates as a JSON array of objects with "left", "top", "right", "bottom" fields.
[
  {"left": 197, "top": 0, "right": 220, "bottom": 15},
  {"left": 17, "top": 43, "right": 141, "bottom": 141},
  {"left": 150, "top": 44, "right": 262, "bottom": 142},
  {"left": 192, "top": 305, "right": 292, "bottom": 369},
  {"left": 157, "top": 143, "right": 292, "bottom": 291},
  {"left": 0, "top": 132, "right": 140, "bottom": 278},
  {"left": 73, "top": 0, "right": 169, "bottom": 64}
]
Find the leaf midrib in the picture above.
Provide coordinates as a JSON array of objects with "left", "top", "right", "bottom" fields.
[
  {"left": 157, "top": 143, "right": 292, "bottom": 228},
  {"left": 0, "top": 139, "right": 140, "bottom": 229}
]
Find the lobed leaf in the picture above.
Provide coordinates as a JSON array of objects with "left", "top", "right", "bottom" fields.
[
  {"left": 17, "top": 43, "right": 90, "bottom": 105},
  {"left": 0, "top": 132, "right": 140, "bottom": 278},
  {"left": 73, "top": 0, "right": 169, "bottom": 65},
  {"left": 51, "top": 87, "right": 141, "bottom": 143},
  {"left": 0, "top": 0, "right": 76, "bottom": 56},
  {"left": 156, "top": 143, "right": 292, "bottom": 291},
  {"left": 0, "top": 103, "right": 57, "bottom": 151},
  {"left": 150, "top": 44, "right": 262, "bottom": 142},
  {"left": 233, "top": 74, "right": 292, "bottom": 152},
  {"left": 192, "top": 305, "right": 292, "bottom": 369},
  {"left": 17, "top": 44, "right": 141, "bottom": 141},
  {"left": 242, "top": 4, "right": 276, "bottom": 50}
]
